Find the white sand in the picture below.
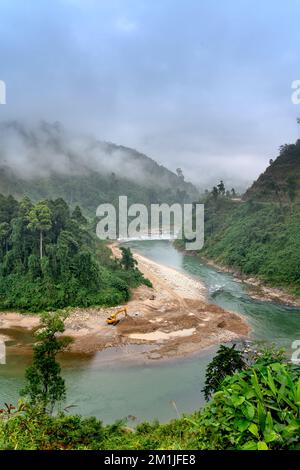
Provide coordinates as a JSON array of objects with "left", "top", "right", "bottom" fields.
[{"left": 128, "top": 327, "right": 196, "bottom": 341}]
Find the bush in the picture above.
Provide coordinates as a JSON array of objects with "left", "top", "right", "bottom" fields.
[
  {"left": 0, "top": 409, "right": 105, "bottom": 450},
  {"left": 194, "top": 362, "right": 300, "bottom": 450}
]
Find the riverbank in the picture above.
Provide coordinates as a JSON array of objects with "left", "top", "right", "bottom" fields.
[
  {"left": 201, "top": 257, "right": 300, "bottom": 308},
  {"left": 0, "top": 244, "right": 249, "bottom": 361},
  {"left": 175, "top": 241, "right": 300, "bottom": 308}
]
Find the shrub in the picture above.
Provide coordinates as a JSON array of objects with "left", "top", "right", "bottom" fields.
[{"left": 194, "top": 362, "right": 300, "bottom": 450}]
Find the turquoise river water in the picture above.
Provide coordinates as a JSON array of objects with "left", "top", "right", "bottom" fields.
[{"left": 0, "top": 240, "right": 300, "bottom": 423}]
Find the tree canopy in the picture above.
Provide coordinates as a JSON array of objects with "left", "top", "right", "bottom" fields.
[{"left": 0, "top": 195, "right": 149, "bottom": 311}]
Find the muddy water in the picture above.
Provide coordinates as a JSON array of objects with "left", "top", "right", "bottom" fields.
[{"left": 1, "top": 240, "right": 300, "bottom": 423}]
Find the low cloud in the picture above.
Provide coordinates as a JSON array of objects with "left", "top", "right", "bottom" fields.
[{"left": 0, "top": 121, "right": 183, "bottom": 189}]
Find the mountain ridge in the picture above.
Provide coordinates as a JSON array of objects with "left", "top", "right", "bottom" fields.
[
  {"left": 243, "top": 140, "right": 300, "bottom": 202},
  {"left": 0, "top": 121, "right": 199, "bottom": 214}
]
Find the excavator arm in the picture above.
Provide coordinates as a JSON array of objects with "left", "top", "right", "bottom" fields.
[{"left": 106, "top": 308, "right": 128, "bottom": 325}]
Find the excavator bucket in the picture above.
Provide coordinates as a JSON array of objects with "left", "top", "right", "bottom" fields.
[
  {"left": 106, "top": 308, "right": 128, "bottom": 325},
  {"left": 106, "top": 317, "right": 119, "bottom": 325}
]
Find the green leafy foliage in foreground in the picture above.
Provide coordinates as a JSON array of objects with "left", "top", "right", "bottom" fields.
[
  {"left": 0, "top": 194, "right": 150, "bottom": 311},
  {"left": 0, "top": 352, "right": 299, "bottom": 450},
  {"left": 195, "top": 362, "right": 300, "bottom": 450}
]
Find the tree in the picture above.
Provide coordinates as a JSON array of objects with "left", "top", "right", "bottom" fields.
[
  {"left": 110, "top": 172, "right": 118, "bottom": 186},
  {"left": 211, "top": 186, "right": 219, "bottom": 200},
  {"left": 49, "top": 198, "right": 70, "bottom": 240},
  {"left": 279, "top": 144, "right": 289, "bottom": 155},
  {"left": 0, "top": 194, "right": 18, "bottom": 223},
  {"left": 217, "top": 180, "right": 225, "bottom": 196},
  {"left": 71, "top": 205, "right": 87, "bottom": 226},
  {"left": 0, "top": 222, "right": 10, "bottom": 256},
  {"left": 202, "top": 344, "right": 246, "bottom": 401},
  {"left": 28, "top": 201, "right": 52, "bottom": 259},
  {"left": 231, "top": 188, "right": 236, "bottom": 198},
  {"left": 120, "top": 247, "right": 137, "bottom": 271},
  {"left": 176, "top": 168, "right": 185, "bottom": 182},
  {"left": 21, "top": 312, "right": 70, "bottom": 413},
  {"left": 19, "top": 196, "right": 33, "bottom": 219}
]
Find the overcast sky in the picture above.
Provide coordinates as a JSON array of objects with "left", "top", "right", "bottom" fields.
[{"left": 0, "top": 0, "right": 300, "bottom": 188}]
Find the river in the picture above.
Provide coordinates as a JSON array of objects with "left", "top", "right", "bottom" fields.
[{"left": 1, "top": 240, "right": 300, "bottom": 423}]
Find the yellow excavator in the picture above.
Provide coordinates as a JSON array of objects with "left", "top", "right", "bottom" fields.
[{"left": 106, "top": 308, "right": 128, "bottom": 326}]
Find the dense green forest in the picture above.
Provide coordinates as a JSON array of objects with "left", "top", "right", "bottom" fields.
[
  {"left": 177, "top": 141, "right": 300, "bottom": 295},
  {"left": 0, "top": 121, "right": 199, "bottom": 215},
  {"left": 0, "top": 171, "right": 196, "bottom": 217},
  {"left": 0, "top": 194, "right": 149, "bottom": 311},
  {"left": 202, "top": 198, "right": 300, "bottom": 294}
]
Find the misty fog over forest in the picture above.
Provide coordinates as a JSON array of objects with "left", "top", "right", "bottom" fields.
[{"left": 1, "top": 1, "right": 300, "bottom": 190}]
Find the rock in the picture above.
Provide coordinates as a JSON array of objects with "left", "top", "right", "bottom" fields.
[{"left": 148, "top": 352, "right": 162, "bottom": 360}]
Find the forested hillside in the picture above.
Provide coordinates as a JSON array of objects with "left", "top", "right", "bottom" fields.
[
  {"left": 0, "top": 121, "right": 199, "bottom": 214},
  {"left": 0, "top": 194, "right": 149, "bottom": 311},
  {"left": 178, "top": 141, "right": 300, "bottom": 294},
  {"left": 243, "top": 140, "right": 300, "bottom": 203}
]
